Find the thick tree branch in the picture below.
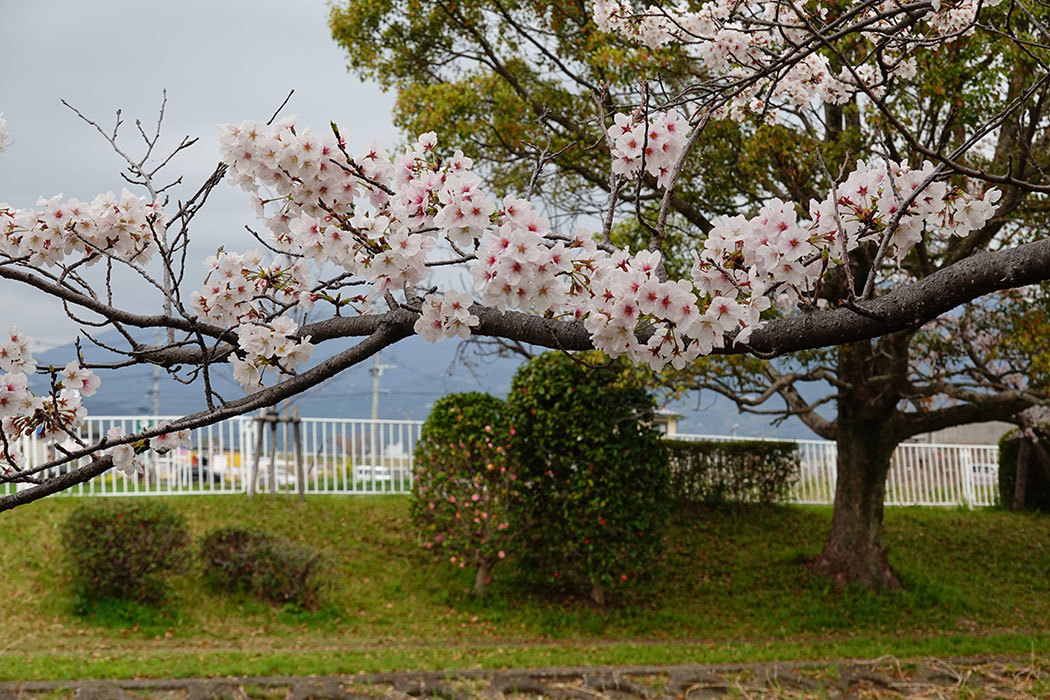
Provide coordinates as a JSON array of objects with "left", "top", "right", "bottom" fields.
[
  {"left": 763, "top": 364, "right": 838, "bottom": 439},
  {"left": 894, "top": 392, "right": 1036, "bottom": 440},
  {"left": 0, "top": 266, "right": 225, "bottom": 338},
  {"left": 737, "top": 237, "right": 1050, "bottom": 358},
  {"left": 0, "top": 455, "right": 116, "bottom": 511},
  {"left": 0, "top": 321, "right": 413, "bottom": 512},
  {"left": 124, "top": 236, "right": 1050, "bottom": 371}
]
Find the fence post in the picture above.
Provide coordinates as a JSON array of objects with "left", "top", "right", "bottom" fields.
[
  {"left": 825, "top": 443, "right": 838, "bottom": 504},
  {"left": 407, "top": 422, "right": 417, "bottom": 490},
  {"left": 267, "top": 415, "right": 278, "bottom": 497},
  {"left": 238, "top": 416, "right": 248, "bottom": 493},
  {"left": 248, "top": 409, "right": 265, "bottom": 498},
  {"left": 960, "top": 448, "right": 976, "bottom": 508}
]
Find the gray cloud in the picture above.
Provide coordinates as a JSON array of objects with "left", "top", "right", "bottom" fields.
[{"left": 1, "top": 0, "right": 397, "bottom": 348}]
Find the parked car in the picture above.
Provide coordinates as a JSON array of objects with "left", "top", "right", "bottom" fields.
[
  {"left": 255, "top": 469, "right": 296, "bottom": 489},
  {"left": 971, "top": 463, "right": 998, "bottom": 486},
  {"left": 354, "top": 465, "right": 393, "bottom": 482},
  {"left": 178, "top": 463, "right": 222, "bottom": 484}
]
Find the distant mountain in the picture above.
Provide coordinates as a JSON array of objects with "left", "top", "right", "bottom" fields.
[{"left": 33, "top": 331, "right": 818, "bottom": 439}]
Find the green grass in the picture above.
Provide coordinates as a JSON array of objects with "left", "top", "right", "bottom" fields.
[{"left": 0, "top": 496, "right": 1048, "bottom": 681}]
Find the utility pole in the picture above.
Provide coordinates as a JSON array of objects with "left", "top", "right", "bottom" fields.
[
  {"left": 149, "top": 365, "right": 161, "bottom": 416},
  {"left": 369, "top": 353, "right": 395, "bottom": 461}
]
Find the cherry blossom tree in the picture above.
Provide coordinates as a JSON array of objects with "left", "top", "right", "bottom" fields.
[
  {"left": 1, "top": 1, "right": 1049, "bottom": 599},
  {"left": 332, "top": 0, "right": 1050, "bottom": 588}
]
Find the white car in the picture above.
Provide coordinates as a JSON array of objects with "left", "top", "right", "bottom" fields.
[{"left": 354, "top": 465, "right": 393, "bottom": 482}]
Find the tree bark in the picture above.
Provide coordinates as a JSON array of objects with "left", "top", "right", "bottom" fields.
[
  {"left": 473, "top": 559, "right": 490, "bottom": 596},
  {"left": 812, "top": 343, "right": 902, "bottom": 591},
  {"left": 812, "top": 434, "right": 901, "bottom": 590},
  {"left": 590, "top": 580, "right": 605, "bottom": 606},
  {"left": 1013, "top": 439, "right": 1031, "bottom": 511},
  {"left": 1030, "top": 438, "right": 1050, "bottom": 480}
]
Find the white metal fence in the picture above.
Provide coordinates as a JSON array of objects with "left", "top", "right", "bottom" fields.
[
  {"left": 3, "top": 417, "right": 1002, "bottom": 507},
  {"left": 672, "top": 433, "right": 1001, "bottom": 507},
  {"left": 5, "top": 416, "right": 422, "bottom": 498}
]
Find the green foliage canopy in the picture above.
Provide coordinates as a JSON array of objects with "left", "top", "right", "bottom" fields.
[
  {"left": 412, "top": 392, "right": 518, "bottom": 594},
  {"left": 507, "top": 351, "right": 670, "bottom": 602}
]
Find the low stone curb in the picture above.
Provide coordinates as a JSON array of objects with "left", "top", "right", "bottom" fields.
[{"left": 0, "top": 656, "right": 1046, "bottom": 699}]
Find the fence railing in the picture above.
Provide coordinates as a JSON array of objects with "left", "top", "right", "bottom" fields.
[
  {"left": 671, "top": 433, "right": 1001, "bottom": 507},
  {"left": 6, "top": 416, "right": 423, "bottom": 498},
  {"left": 5, "top": 417, "right": 1002, "bottom": 507}
]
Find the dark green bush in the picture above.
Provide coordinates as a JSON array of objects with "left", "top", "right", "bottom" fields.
[
  {"left": 665, "top": 439, "right": 800, "bottom": 504},
  {"left": 63, "top": 500, "right": 190, "bottom": 605},
  {"left": 507, "top": 351, "right": 670, "bottom": 605},
  {"left": 199, "top": 527, "right": 329, "bottom": 610},
  {"left": 412, "top": 392, "right": 518, "bottom": 595},
  {"left": 999, "top": 429, "right": 1050, "bottom": 511}
]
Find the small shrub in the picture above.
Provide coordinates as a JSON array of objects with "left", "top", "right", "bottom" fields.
[
  {"left": 665, "top": 439, "right": 800, "bottom": 504},
  {"left": 999, "top": 429, "right": 1050, "bottom": 511},
  {"left": 508, "top": 351, "right": 670, "bottom": 605},
  {"left": 63, "top": 500, "right": 190, "bottom": 605},
  {"left": 199, "top": 527, "right": 329, "bottom": 610},
  {"left": 412, "top": 392, "right": 518, "bottom": 595}
]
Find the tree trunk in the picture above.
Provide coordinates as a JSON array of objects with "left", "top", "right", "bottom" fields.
[
  {"left": 590, "top": 580, "right": 605, "bottom": 606},
  {"left": 473, "top": 559, "right": 490, "bottom": 596},
  {"left": 812, "top": 342, "right": 903, "bottom": 591},
  {"left": 812, "top": 423, "right": 900, "bottom": 590},
  {"left": 1031, "top": 438, "right": 1050, "bottom": 480},
  {"left": 1013, "top": 439, "right": 1030, "bottom": 511}
]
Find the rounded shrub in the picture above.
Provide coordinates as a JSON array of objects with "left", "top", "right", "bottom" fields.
[
  {"left": 999, "top": 429, "right": 1050, "bottom": 511},
  {"left": 507, "top": 351, "right": 670, "bottom": 605},
  {"left": 412, "top": 392, "right": 518, "bottom": 595},
  {"left": 63, "top": 500, "right": 190, "bottom": 605},
  {"left": 199, "top": 527, "right": 330, "bottom": 610}
]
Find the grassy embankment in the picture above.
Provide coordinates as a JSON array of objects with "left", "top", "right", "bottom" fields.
[{"left": 0, "top": 495, "right": 1047, "bottom": 680}]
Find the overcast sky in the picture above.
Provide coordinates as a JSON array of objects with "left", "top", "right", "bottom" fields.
[
  {"left": 1, "top": 1, "right": 398, "bottom": 348},
  {"left": 0, "top": 2, "right": 810, "bottom": 437}
]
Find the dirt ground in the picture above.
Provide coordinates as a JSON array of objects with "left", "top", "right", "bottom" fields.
[{"left": 0, "top": 656, "right": 1047, "bottom": 699}]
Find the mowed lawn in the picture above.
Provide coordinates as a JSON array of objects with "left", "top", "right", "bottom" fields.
[{"left": 0, "top": 495, "right": 1047, "bottom": 680}]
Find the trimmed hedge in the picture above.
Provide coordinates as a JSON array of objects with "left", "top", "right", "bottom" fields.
[
  {"left": 63, "top": 500, "right": 190, "bottom": 604},
  {"left": 199, "top": 527, "right": 330, "bottom": 610},
  {"left": 412, "top": 392, "right": 518, "bottom": 595},
  {"left": 665, "top": 439, "right": 800, "bottom": 504},
  {"left": 999, "top": 430, "right": 1050, "bottom": 511},
  {"left": 508, "top": 351, "right": 670, "bottom": 604}
]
